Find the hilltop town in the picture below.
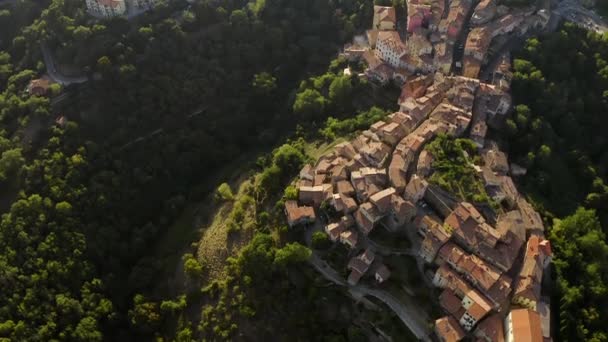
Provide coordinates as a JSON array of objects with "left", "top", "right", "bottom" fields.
[{"left": 285, "top": 4, "right": 553, "bottom": 342}]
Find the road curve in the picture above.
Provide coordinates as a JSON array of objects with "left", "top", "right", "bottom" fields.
[
  {"left": 309, "top": 253, "right": 432, "bottom": 341},
  {"left": 40, "top": 43, "right": 88, "bottom": 86}
]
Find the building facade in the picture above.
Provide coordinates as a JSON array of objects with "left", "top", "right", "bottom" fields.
[{"left": 86, "top": 0, "right": 127, "bottom": 18}]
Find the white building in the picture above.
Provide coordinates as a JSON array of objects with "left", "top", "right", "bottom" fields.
[
  {"left": 86, "top": 0, "right": 127, "bottom": 18},
  {"left": 459, "top": 290, "right": 492, "bottom": 331},
  {"left": 375, "top": 31, "right": 407, "bottom": 69}
]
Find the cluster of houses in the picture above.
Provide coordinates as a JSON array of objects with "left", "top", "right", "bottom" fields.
[
  {"left": 422, "top": 196, "right": 552, "bottom": 342},
  {"left": 85, "top": 0, "right": 159, "bottom": 18},
  {"left": 344, "top": 1, "right": 549, "bottom": 85},
  {"left": 462, "top": 0, "right": 550, "bottom": 78},
  {"left": 286, "top": 4, "right": 553, "bottom": 342}
]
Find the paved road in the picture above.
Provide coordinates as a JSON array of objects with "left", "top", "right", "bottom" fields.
[
  {"left": 355, "top": 285, "right": 431, "bottom": 340},
  {"left": 40, "top": 43, "right": 88, "bottom": 86},
  {"left": 309, "top": 253, "right": 432, "bottom": 341}
]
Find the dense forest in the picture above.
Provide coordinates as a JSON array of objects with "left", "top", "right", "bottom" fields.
[
  {"left": 2, "top": 0, "right": 607, "bottom": 340},
  {"left": 505, "top": 23, "right": 608, "bottom": 341},
  {"left": 0, "top": 0, "right": 397, "bottom": 340}
]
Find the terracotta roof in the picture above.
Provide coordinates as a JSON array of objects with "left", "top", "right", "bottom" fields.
[
  {"left": 284, "top": 201, "right": 316, "bottom": 227},
  {"left": 374, "top": 5, "right": 397, "bottom": 24},
  {"left": 314, "top": 173, "right": 327, "bottom": 186},
  {"left": 439, "top": 289, "right": 463, "bottom": 316},
  {"left": 464, "top": 290, "right": 492, "bottom": 321},
  {"left": 516, "top": 197, "right": 544, "bottom": 233},
  {"left": 377, "top": 30, "right": 406, "bottom": 55},
  {"left": 448, "top": 203, "right": 502, "bottom": 255},
  {"left": 336, "top": 180, "right": 355, "bottom": 196},
  {"left": 508, "top": 309, "right": 543, "bottom": 342},
  {"left": 495, "top": 212, "right": 525, "bottom": 245},
  {"left": 390, "top": 195, "right": 416, "bottom": 222},
  {"left": 486, "top": 273, "right": 513, "bottom": 308},
  {"left": 388, "top": 154, "right": 408, "bottom": 191},
  {"left": 354, "top": 208, "right": 375, "bottom": 235},
  {"left": 316, "top": 158, "right": 333, "bottom": 174},
  {"left": 435, "top": 316, "right": 466, "bottom": 342},
  {"left": 348, "top": 255, "right": 371, "bottom": 274},
  {"left": 332, "top": 193, "right": 358, "bottom": 214},
  {"left": 435, "top": 264, "right": 475, "bottom": 297},
  {"left": 325, "top": 222, "right": 346, "bottom": 241},
  {"left": 399, "top": 74, "right": 433, "bottom": 102},
  {"left": 299, "top": 164, "right": 314, "bottom": 180},
  {"left": 514, "top": 236, "right": 546, "bottom": 306},
  {"left": 420, "top": 218, "right": 451, "bottom": 262},
  {"left": 370, "top": 187, "right": 396, "bottom": 213},
  {"left": 404, "top": 174, "right": 429, "bottom": 202},
  {"left": 474, "top": 313, "right": 505, "bottom": 342},
  {"left": 27, "top": 78, "right": 52, "bottom": 95},
  {"left": 336, "top": 142, "right": 357, "bottom": 159},
  {"left": 439, "top": 242, "right": 505, "bottom": 293},
  {"left": 370, "top": 120, "right": 387, "bottom": 132}
]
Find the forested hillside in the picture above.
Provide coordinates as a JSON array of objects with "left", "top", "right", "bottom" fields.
[
  {"left": 505, "top": 23, "right": 608, "bottom": 341},
  {"left": 0, "top": 0, "right": 388, "bottom": 340}
]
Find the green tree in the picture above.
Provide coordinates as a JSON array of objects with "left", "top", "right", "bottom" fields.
[
  {"left": 183, "top": 253, "right": 204, "bottom": 280},
  {"left": 252, "top": 72, "right": 277, "bottom": 95},
  {"left": 215, "top": 182, "right": 234, "bottom": 202},
  {"left": 96, "top": 56, "right": 111, "bottom": 72},
  {"left": 55, "top": 201, "right": 73, "bottom": 215},
  {"left": 272, "top": 144, "right": 305, "bottom": 175},
  {"left": 283, "top": 185, "right": 298, "bottom": 200},
  {"left": 72, "top": 317, "right": 102, "bottom": 342},
  {"left": 312, "top": 231, "right": 330, "bottom": 250},
  {"left": 0, "top": 148, "right": 24, "bottom": 182},
  {"left": 293, "top": 89, "right": 327, "bottom": 120},
  {"left": 73, "top": 26, "right": 92, "bottom": 41},
  {"left": 328, "top": 75, "right": 353, "bottom": 108},
  {"left": 274, "top": 243, "right": 311, "bottom": 267},
  {"left": 550, "top": 208, "right": 608, "bottom": 341},
  {"left": 129, "top": 295, "right": 161, "bottom": 334}
]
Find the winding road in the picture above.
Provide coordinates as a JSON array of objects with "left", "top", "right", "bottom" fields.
[
  {"left": 309, "top": 253, "right": 432, "bottom": 341},
  {"left": 40, "top": 43, "right": 88, "bottom": 86}
]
